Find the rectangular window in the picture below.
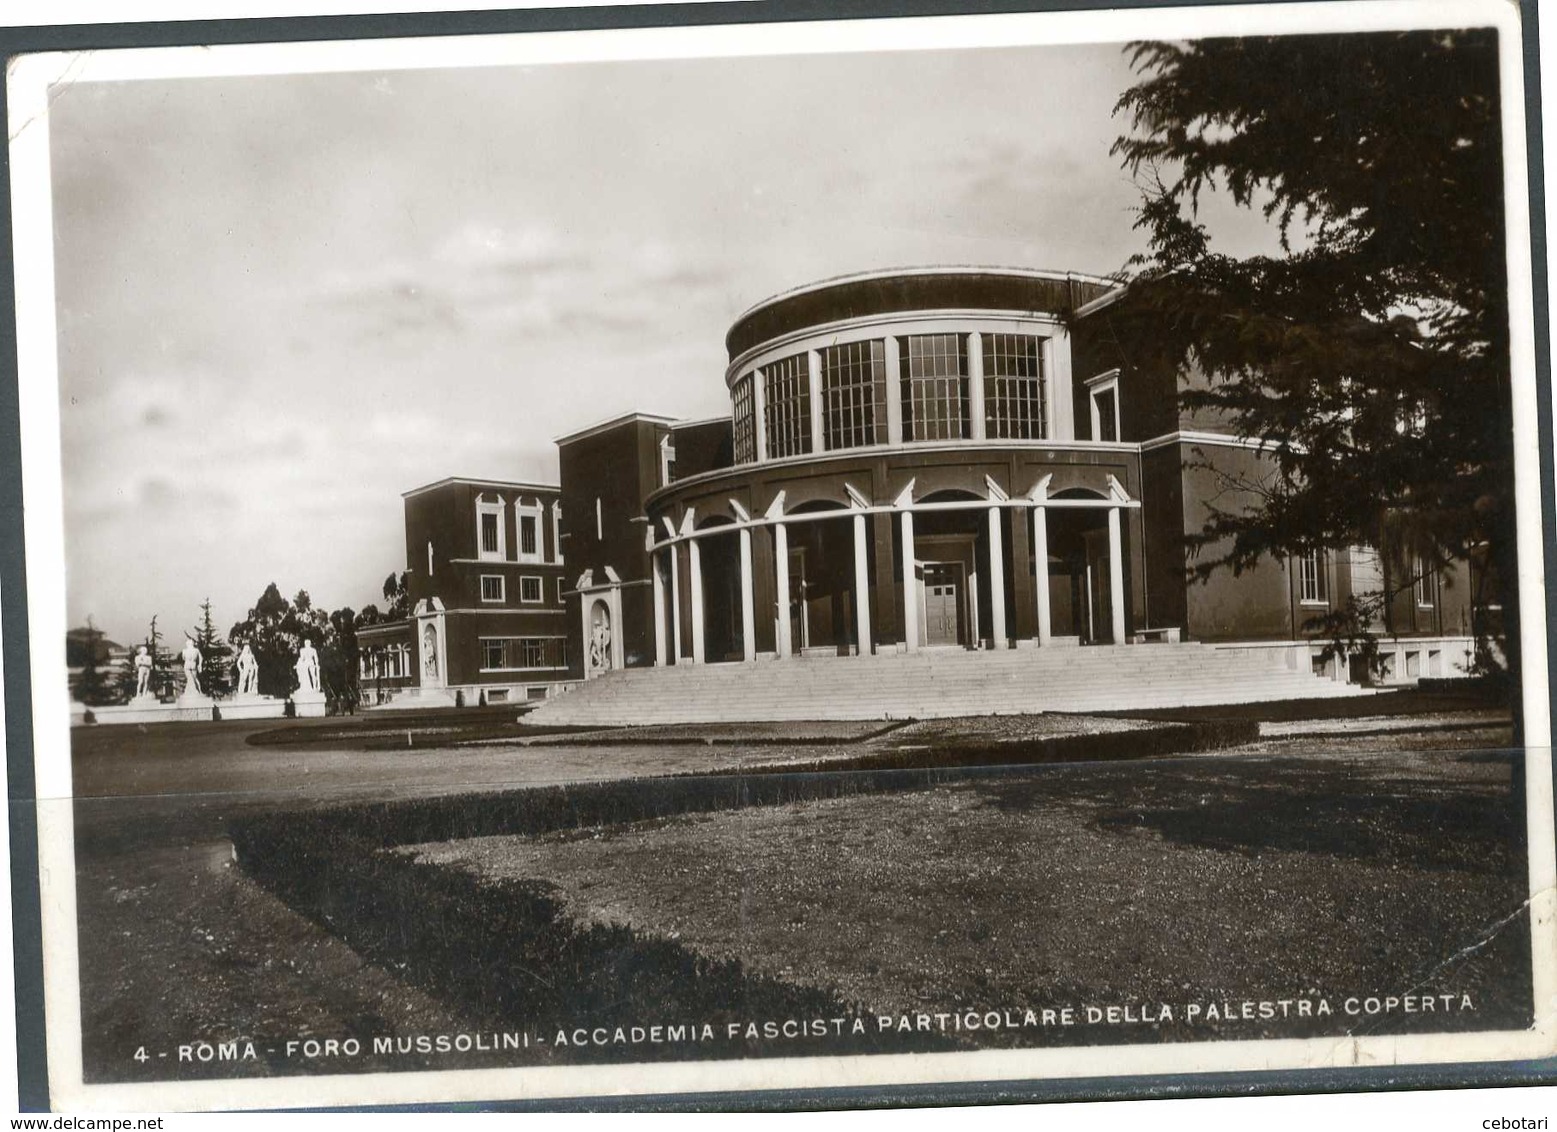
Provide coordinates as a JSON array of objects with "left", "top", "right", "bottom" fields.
[
  {"left": 556, "top": 577, "right": 566, "bottom": 604},
  {"left": 479, "top": 575, "right": 505, "bottom": 603},
  {"left": 732, "top": 374, "right": 756, "bottom": 464},
  {"left": 520, "top": 515, "right": 538, "bottom": 557},
  {"left": 1415, "top": 556, "right": 1437, "bottom": 608},
  {"left": 762, "top": 353, "right": 812, "bottom": 459},
  {"left": 519, "top": 576, "right": 542, "bottom": 603},
  {"left": 479, "top": 637, "right": 568, "bottom": 670},
  {"left": 1093, "top": 387, "right": 1118, "bottom": 442},
  {"left": 1299, "top": 551, "right": 1329, "bottom": 605},
  {"left": 983, "top": 334, "right": 1046, "bottom": 439},
  {"left": 900, "top": 333, "right": 968, "bottom": 441},
  {"left": 820, "top": 339, "right": 886, "bottom": 450},
  {"left": 480, "top": 512, "right": 500, "bottom": 555}
]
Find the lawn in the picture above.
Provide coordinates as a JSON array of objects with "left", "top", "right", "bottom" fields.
[{"left": 401, "top": 732, "right": 1529, "bottom": 1047}]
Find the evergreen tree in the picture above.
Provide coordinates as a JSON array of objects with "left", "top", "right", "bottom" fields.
[
  {"left": 1109, "top": 30, "right": 1516, "bottom": 678},
  {"left": 72, "top": 617, "right": 115, "bottom": 707},
  {"left": 383, "top": 572, "right": 413, "bottom": 621},
  {"left": 191, "top": 598, "right": 234, "bottom": 699}
]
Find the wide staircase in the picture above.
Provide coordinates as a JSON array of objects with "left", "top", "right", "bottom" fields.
[{"left": 524, "top": 643, "right": 1367, "bottom": 726}]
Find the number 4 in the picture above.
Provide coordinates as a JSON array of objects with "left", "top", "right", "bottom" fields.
[{"left": 134, "top": 1047, "right": 148, "bottom": 1063}]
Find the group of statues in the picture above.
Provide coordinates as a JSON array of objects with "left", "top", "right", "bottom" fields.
[{"left": 132, "top": 638, "right": 320, "bottom": 700}]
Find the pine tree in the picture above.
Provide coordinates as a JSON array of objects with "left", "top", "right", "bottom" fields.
[
  {"left": 72, "top": 617, "right": 114, "bottom": 707},
  {"left": 192, "top": 598, "right": 234, "bottom": 700},
  {"left": 1109, "top": 30, "right": 1516, "bottom": 681}
]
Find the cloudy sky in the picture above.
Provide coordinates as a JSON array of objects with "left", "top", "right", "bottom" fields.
[{"left": 48, "top": 33, "right": 1281, "bottom": 646}]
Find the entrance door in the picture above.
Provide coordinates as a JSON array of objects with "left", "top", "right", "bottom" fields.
[{"left": 923, "top": 563, "right": 964, "bottom": 647}]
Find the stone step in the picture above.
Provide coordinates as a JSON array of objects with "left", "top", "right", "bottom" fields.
[{"left": 523, "top": 642, "right": 1368, "bottom": 726}]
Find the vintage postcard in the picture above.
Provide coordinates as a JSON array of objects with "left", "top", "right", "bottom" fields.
[{"left": 6, "top": 0, "right": 1553, "bottom": 1112}]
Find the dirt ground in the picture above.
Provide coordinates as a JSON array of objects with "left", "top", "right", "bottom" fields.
[{"left": 64, "top": 708, "right": 1524, "bottom": 1081}]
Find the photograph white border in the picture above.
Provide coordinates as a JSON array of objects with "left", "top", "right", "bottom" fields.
[{"left": 8, "top": 0, "right": 1553, "bottom": 1111}]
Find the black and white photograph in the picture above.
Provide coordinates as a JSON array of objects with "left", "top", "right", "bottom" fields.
[{"left": 5, "top": 0, "right": 1554, "bottom": 1112}]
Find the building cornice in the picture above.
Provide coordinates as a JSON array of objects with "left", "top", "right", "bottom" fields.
[
  {"left": 1139, "top": 430, "right": 1285, "bottom": 454},
  {"left": 552, "top": 410, "right": 681, "bottom": 446},
  {"left": 402, "top": 476, "right": 559, "bottom": 499},
  {"left": 646, "top": 437, "right": 1141, "bottom": 508},
  {"left": 731, "top": 265, "right": 1124, "bottom": 328}
]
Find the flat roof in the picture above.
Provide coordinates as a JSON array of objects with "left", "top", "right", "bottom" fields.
[
  {"left": 552, "top": 410, "right": 681, "bottom": 446},
  {"left": 401, "top": 475, "right": 559, "bottom": 499}
]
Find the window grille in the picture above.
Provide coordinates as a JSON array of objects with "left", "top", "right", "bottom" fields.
[
  {"left": 900, "top": 333, "right": 968, "bottom": 441},
  {"left": 820, "top": 340, "right": 886, "bottom": 450},
  {"left": 1299, "top": 551, "right": 1329, "bottom": 604},
  {"left": 983, "top": 334, "right": 1046, "bottom": 439},
  {"left": 479, "top": 637, "right": 568, "bottom": 670},
  {"left": 731, "top": 375, "right": 756, "bottom": 464},
  {"left": 762, "top": 353, "right": 812, "bottom": 458}
]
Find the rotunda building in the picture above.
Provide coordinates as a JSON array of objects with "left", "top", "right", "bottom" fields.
[{"left": 636, "top": 267, "right": 1143, "bottom": 664}]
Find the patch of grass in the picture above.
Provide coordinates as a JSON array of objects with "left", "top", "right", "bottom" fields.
[{"left": 1100, "top": 687, "right": 1507, "bottom": 725}]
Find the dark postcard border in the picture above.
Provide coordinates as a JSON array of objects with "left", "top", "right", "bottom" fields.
[{"left": 0, "top": 0, "right": 1550, "bottom": 1115}]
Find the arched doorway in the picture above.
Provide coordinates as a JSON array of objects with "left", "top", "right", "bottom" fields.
[
  {"left": 1046, "top": 489, "right": 1114, "bottom": 643},
  {"left": 913, "top": 489, "right": 990, "bottom": 649},
  {"left": 694, "top": 517, "right": 745, "bottom": 662},
  {"left": 786, "top": 500, "right": 861, "bottom": 656}
]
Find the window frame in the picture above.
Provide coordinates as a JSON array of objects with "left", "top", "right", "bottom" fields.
[
  {"left": 479, "top": 574, "right": 505, "bottom": 604},
  {"left": 1298, "top": 550, "right": 1330, "bottom": 606},
  {"left": 477, "top": 636, "right": 570, "bottom": 672},
  {"left": 475, "top": 495, "right": 506, "bottom": 562},
  {"left": 819, "top": 338, "right": 887, "bottom": 451},
  {"left": 1085, "top": 369, "right": 1121, "bottom": 444},
  {"left": 519, "top": 575, "right": 543, "bottom": 604},
  {"left": 514, "top": 498, "right": 545, "bottom": 564}
]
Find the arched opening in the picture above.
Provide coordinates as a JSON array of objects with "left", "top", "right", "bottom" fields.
[
  {"left": 694, "top": 516, "right": 745, "bottom": 662},
  {"left": 912, "top": 489, "right": 991, "bottom": 649},
  {"left": 1046, "top": 488, "right": 1114, "bottom": 643},
  {"left": 786, "top": 500, "right": 862, "bottom": 655},
  {"left": 588, "top": 599, "right": 614, "bottom": 675}
]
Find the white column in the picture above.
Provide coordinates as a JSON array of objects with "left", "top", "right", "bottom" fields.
[
  {"left": 1034, "top": 504, "right": 1052, "bottom": 645},
  {"left": 852, "top": 510, "right": 872, "bottom": 656},
  {"left": 669, "top": 543, "right": 683, "bottom": 662},
  {"left": 900, "top": 507, "right": 918, "bottom": 652},
  {"left": 807, "top": 350, "right": 825, "bottom": 453},
  {"left": 688, "top": 536, "right": 706, "bottom": 664},
  {"left": 738, "top": 527, "right": 756, "bottom": 662},
  {"left": 987, "top": 504, "right": 1006, "bottom": 648},
  {"left": 651, "top": 549, "right": 667, "bottom": 667},
  {"left": 967, "top": 330, "right": 986, "bottom": 440},
  {"left": 1108, "top": 505, "right": 1126, "bottom": 644},
  {"left": 774, "top": 522, "right": 792, "bottom": 659},
  {"left": 752, "top": 370, "right": 767, "bottom": 463},
  {"left": 884, "top": 336, "right": 903, "bottom": 443}
]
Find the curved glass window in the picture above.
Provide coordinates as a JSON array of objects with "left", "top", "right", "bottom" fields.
[
  {"left": 763, "top": 353, "right": 812, "bottom": 459},
  {"left": 820, "top": 340, "right": 886, "bottom": 450},
  {"left": 984, "top": 334, "right": 1046, "bottom": 440},
  {"left": 900, "top": 333, "right": 969, "bottom": 441},
  {"left": 731, "top": 373, "right": 756, "bottom": 463}
]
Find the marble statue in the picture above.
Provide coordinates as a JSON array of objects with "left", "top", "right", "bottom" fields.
[
  {"left": 181, "top": 637, "right": 202, "bottom": 696},
  {"left": 236, "top": 644, "right": 259, "bottom": 697},
  {"left": 422, "top": 624, "right": 439, "bottom": 680},
  {"left": 294, "top": 638, "right": 321, "bottom": 694},
  {"left": 133, "top": 645, "right": 152, "bottom": 698},
  {"left": 590, "top": 623, "right": 612, "bottom": 673}
]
